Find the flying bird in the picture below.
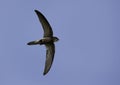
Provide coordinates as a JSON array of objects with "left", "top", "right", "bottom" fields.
[{"left": 27, "top": 10, "right": 59, "bottom": 75}]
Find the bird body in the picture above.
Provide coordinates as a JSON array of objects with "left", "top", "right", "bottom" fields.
[
  {"left": 27, "top": 10, "right": 59, "bottom": 75},
  {"left": 27, "top": 37, "right": 58, "bottom": 45}
]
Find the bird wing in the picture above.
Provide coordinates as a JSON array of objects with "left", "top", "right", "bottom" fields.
[
  {"left": 35, "top": 10, "right": 53, "bottom": 37},
  {"left": 43, "top": 43, "right": 55, "bottom": 75}
]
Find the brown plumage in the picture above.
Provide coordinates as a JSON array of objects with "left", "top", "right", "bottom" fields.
[{"left": 27, "top": 10, "right": 59, "bottom": 75}]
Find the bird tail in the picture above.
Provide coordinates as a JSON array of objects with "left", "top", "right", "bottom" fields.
[{"left": 27, "top": 40, "right": 40, "bottom": 45}]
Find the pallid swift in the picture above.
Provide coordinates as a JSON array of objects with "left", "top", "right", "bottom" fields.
[{"left": 27, "top": 10, "right": 59, "bottom": 75}]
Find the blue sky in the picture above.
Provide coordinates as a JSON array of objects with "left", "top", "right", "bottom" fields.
[{"left": 0, "top": 0, "right": 120, "bottom": 85}]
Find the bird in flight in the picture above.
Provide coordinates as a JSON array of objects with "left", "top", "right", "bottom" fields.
[{"left": 27, "top": 10, "right": 59, "bottom": 75}]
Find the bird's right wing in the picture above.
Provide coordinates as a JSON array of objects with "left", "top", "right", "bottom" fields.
[
  {"left": 35, "top": 10, "right": 53, "bottom": 37},
  {"left": 43, "top": 43, "right": 55, "bottom": 75}
]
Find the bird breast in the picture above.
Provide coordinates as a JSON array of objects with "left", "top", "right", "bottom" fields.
[{"left": 40, "top": 37, "right": 53, "bottom": 44}]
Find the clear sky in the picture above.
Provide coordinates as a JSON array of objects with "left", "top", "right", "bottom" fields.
[{"left": 0, "top": 0, "right": 120, "bottom": 85}]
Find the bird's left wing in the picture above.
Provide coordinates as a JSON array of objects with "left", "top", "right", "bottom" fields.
[
  {"left": 35, "top": 10, "right": 53, "bottom": 37},
  {"left": 43, "top": 43, "right": 55, "bottom": 75}
]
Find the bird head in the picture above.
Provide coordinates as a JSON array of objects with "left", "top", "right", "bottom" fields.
[{"left": 53, "top": 37, "right": 59, "bottom": 42}]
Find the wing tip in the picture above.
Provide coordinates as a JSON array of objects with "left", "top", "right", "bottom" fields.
[
  {"left": 34, "top": 9, "right": 41, "bottom": 14},
  {"left": 43, "top": 72, "right": 47, "bottom": 76},
  {"left": 34, "top": 9, "right": 38, "bottom": 12},
  {"left": 43, "top": 66, "right": 52, "bottom": 76},
  {"left": 43, "top": 69, "right": 49, "bottom": 76}
]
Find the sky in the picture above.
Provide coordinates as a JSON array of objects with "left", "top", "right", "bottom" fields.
[{"left": 0, "top": 0, "right": 120, "bottom": 85}]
